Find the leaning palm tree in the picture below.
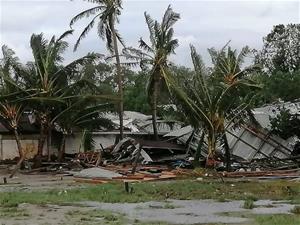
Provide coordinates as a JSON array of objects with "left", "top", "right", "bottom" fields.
[
  {"left": 70, "top": 0, "right": 125, "bottom": 139},
  {"left": 123, "top": 5, "right": 180, "bottom": 140},
  {"left": 24, "top": 31, "right": 101, "bottom": 164},
  {"left": 0, "top": 46, "right": 29, "bottom": 177},
  {"left": 169, "top": 45, "right": 259, "bottom": 168},
  {"left": 0, "top": 46, "right": 25, "bottom": 159}
]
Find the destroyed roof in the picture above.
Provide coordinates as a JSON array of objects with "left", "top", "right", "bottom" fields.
[
  {"left": 164, "top": 125, "right": 193, "bottom": 137},
  {"left": 252, "top": 100, "right": 300, "bottom": 130},
  {"left": 103, "top": 111, "right": 183, "bottom": 134}
]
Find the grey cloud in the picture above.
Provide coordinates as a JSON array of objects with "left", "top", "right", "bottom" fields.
[{"left": 1, "top": 0, "right": 299, "bottom": 67}]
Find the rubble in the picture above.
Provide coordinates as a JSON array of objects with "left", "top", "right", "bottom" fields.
[{"left": 1, "top": 108, "right": 300, "bottom": 183}]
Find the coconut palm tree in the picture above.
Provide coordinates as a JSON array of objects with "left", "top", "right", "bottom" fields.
[
  {"left": 169, "top": 45, "right": 259, "bottom": 168},
  {"left": 123, "top": 5, "right": 180, "bottom": 140},
  {"left": 0, "top": 46, "right": 26, "bottom": 160},
  {"left": 25, "top": 31, "right": 101, "bottom": 163},
  {"left": 70, "top": 0, "right": 125, "bottom": 139}
]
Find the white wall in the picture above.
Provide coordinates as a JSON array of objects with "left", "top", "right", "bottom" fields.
[
  {"left": 65, "top": 133, "right": 117, "bottom": 153},
  {"left": 0, "top": 133, "right": 118, "bottom": 159},
  {"left": 0, "top": 135, "right": 51, "bottom": 160}
]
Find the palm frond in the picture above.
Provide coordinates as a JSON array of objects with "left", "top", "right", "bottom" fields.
[
  {"left": 74, "top": 15, "right": 99, "bottom": 51},
  {"left": 70, "top": 6, "right": 103, "bottom": 26},
  {"left": 162, "top": 5, "right": 180, "bottom": 31},
  {"left": 144, "top": 12, "right": 156, "bottom": 47}
]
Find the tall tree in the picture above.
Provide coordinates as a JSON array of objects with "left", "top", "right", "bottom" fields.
[
  {"left": 70, "top": 0, "right": 125, "bottom": 139},
  {"left": 124, "top": 5, "right": 180, "bottom": 140},
  {"left": 257, "top": 24, "right": 300, "bottom": 73}
]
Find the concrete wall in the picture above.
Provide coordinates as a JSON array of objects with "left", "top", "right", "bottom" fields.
[
  {"left": 0, "top": 134, "right": 44, "bottom": 160},
  {"left": 65, "top": 133, "right": 117, "bottom": 153},
  {"left": 0, "top": 132, "right": 118, "bottom": 159}
]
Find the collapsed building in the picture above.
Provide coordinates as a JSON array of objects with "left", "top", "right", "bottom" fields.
[{"left": 0, "top": 102, "right": 299, "bottom": 171}]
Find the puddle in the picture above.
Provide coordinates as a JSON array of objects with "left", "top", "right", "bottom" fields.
[{"left": 83, "top": 199, "right": 298, "bottom": 224}]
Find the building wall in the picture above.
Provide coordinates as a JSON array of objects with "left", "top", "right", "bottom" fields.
[
  {"left": 0, "top": 132, "right": 122, "bottom": 159},
  {"left": 65, "top": 133, "right": 117, "bottom": 153},
  {"left": 0, "top": 134, "right": 46, "bottom": 160}
]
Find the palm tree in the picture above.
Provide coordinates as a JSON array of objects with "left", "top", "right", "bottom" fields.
[
  {"left": 169, "top": 45, "right": 259, "bottom": 168},
  {"left": 24, "top": 31, "right": 101, "bottom": 163},
  {"left": 70, "top": 0, "right": 125, "bottom": 139},
  {"left": 123, "top": 5, "right": 180, "bottom": 140},
  {"left": 0, "top": 46, "right": 26, "bottom": 160}
]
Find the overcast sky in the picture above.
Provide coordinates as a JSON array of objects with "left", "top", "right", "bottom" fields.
[{"left": 1, "top": 0, "right": 299, "bottom": 67}]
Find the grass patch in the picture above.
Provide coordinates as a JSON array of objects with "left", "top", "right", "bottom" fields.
[
  {"left": 0, "top": 206, "right": 30, "bottom": 218},
  {"left": 243, "top": 199, "right": 255, "bottom": 209},
  {"left": 163, "top": 203, "right": 177, "bottom": 209},
  {"left": 0, "top": 180, "right": 299, "bottom": 206},
  {"left": 66, "top": 209, "right": 124, "bottom": 224},
  {"left": 253, "top": 214, "right": 300, "bottom": 225},
  {"left": 291, "top": 205, "right": 300, "bottom": 214}
]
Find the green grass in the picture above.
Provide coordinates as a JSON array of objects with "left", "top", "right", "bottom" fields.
[
  {"left": 253, "top": 214, "right": 300, "bottom": 225},
  {"left": 0, "top": 180, "right": 299, "bottom": 206},
  {"left": 291, "top": 205, "right": 300, "bottom": 214},
  {"left": 66, "top": 209, "right": 124, "bottom": 225},
  {"left": 243, "top": 199, "right": 255, "bottom": 209},
  {"left": 0, "top": 206, "right": 30, "bottom": 218}
]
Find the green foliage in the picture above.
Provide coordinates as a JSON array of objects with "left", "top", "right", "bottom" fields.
[
  {"left": 70, "top": 0, "right": 124, "bottom": 52},
  {"left": 243, "top": 199, "right": 255, "bottom": 209},
  {"left": 257, "top": 70, "right": 300, "bottom": 104},
  {"left": 269, "top": 108, "right": 300, "bottom": 140},
  {"left": 169, "top": 44, "right": 259, "bottom": 157},
  {"left": 257, "top": 24, "right": 300, "bottom": 73},
  {"left": 124, "top": 71, "right": 150, "bottom": 114},
  {"left": 123, "top": 5, "right": 180, "bottom": 139}
]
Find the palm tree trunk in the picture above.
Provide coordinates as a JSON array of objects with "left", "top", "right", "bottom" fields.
[
  {"left": 206, "top": 131, "right": 216, "bottom": 168},
  {"left": 194, "top": 132, "right": 205, "bottom": 163},
  {"left": 13, "top": 128, "right": 23, "bottom": 159},
  {"left": 38, "top": 123, "right": 46, "bottom": 157},
  {"left": 223, "top": 131, "right": 231, "bottom": 172},
  {"left": 34, "top": 124, "right": 46, "bottom": 168},
  {"left": 111, "top": 21, "right": 124, "bottom": 140},
  {"left": 58, "top": 134, "right": 66, "bottom": 162},
  {"left": 47, "top": 127, "right": 51, "bottom": 162},
  {"left": 151, "top": 79, "right": 159, "bottom": 140},
  {"left": 10, "top": 128, "right": 24, "bottom": 178}
]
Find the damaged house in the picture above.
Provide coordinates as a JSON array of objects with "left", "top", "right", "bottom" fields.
[{"left": 0, "top": 101, "right": 299, "bottom": 171}]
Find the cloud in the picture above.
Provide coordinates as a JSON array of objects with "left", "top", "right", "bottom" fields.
[{"left": 0, "top": 0, "right": 299, "bottom": 67}]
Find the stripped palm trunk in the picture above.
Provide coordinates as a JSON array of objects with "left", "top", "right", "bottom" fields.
[{"left": 111, "top": 20, "right": 124, "bottom": 140}]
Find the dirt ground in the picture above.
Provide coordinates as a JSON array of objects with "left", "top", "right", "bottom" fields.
[
  {"left": 0, "top": 167, "right": 300, "bottom": 225},
  {"left": 0, "top": 167, "right": 80, "bottom": 192}
]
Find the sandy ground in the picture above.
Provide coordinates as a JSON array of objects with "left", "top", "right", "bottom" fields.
[{"left": 0, "top": 204, "right": 89, "bottom": 225}]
